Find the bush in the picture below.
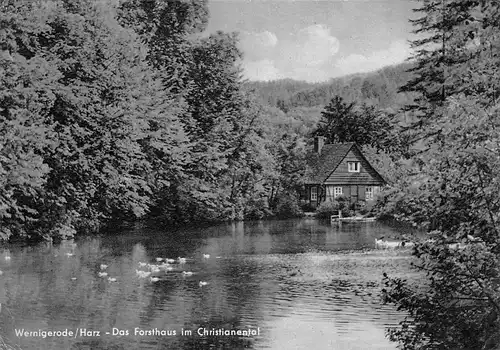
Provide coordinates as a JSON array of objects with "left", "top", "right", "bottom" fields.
[
  {"left": 275, "top": 194, "right": 303, "bottom": 219},
  {"left": 301, "top": 202, "right": 316, "bottom": 212},
  {"left": 316, "top": 200, "right": 340, "bottom": 219},
  {"left": 341, "top": 209, "right": 354, "bottom": 217},
  {"left": 358, "top": 206, "right": 369, "bottom": 216},
  {"left": 244, "top": 197, "right": 273, "bottom": 220}
]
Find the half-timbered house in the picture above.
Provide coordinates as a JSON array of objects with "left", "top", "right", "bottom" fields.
[{"left": 304, "top": 137, "right": 386, "bottom": 208}]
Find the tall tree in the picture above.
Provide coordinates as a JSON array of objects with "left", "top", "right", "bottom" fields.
[
  {"left": 313, "top": 96, "right": 394, "bottom": 150},
  {"left": 399, "top": 0, "right": 497, "bottom": 144}
]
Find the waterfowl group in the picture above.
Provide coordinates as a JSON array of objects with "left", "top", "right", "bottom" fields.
[
  {"left": 97, "top": 263, "right": 118, "bottom": 282},
  {"left": 134, "top": 253, "right": 212, "bottom": 284},
  {"left": 376, "top": 235, "right": 482, "bottom": 250}
]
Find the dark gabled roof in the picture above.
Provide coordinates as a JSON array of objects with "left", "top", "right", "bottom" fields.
[
  {"left": 304, "top": 142, "right": 355, "bottom": 184},
  {"left": 304, "top": 142, "right": 386, "bottom": 184}
]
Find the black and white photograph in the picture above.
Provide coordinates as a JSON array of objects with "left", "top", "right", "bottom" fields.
[{"left": 0, "top": 0, "right": 499, "bottom": 349}]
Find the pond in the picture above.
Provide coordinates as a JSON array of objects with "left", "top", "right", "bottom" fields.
[{"left": 0, "top": 219, "right": 419, "bottom": 350}]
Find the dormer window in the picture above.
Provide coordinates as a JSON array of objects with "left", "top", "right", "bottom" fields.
[{"left": 348, "top": 161, "right": 360, "bottom": 172}]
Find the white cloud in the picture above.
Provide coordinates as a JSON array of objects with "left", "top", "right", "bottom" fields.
[
  {"left": 280, "top": 24, "right": 340, "bottom": 68},
  {"left": 239, "top": 30, "right": 278, "bottom": 61},
  {"left": 241, "top": 24, "right": 340, "bottom": 82},
  {"left": 239, "top": 26, "right": 409, "bottom": 83},
  {"left": 242, "top": 59, "right": 282, "bottom": 81},
  {"left": 335, "top": 40, "right": 411, "bottom": 76}
]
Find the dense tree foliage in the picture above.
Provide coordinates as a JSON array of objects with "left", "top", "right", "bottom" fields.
[
  {"left": 379, "top": 1, "right": 500, "bottom": 349},
  {"left": 0, "top": 0, "right": 308, "bottom": 241},
  {"left": 312, "top": 96, "right": 395, "bottom": 151}
]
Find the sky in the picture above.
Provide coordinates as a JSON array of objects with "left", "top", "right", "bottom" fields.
[{"left": 205, "top": 0, "right": 418, "bottom": 82}]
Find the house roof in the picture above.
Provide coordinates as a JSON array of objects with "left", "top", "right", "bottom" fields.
[{"left": 304, "top": 142, "right": 385, "bottom": 184}]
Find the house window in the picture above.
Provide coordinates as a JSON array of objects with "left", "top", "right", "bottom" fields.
[
  {"left": 334, "top": 187, "right": 343, "bottom": 198},
  {"left": 348, "top": 162, "right": 361, "bottom": 172},
  {"left": 366, "top": 186, "right": 373, "bottom": 200},
  {"left": 311, "top": 187, "right": 317, "bottom": 201}
]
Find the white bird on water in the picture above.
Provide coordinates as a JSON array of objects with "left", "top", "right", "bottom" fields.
[
  {"left": 108, "top": 277, "right": 117, "bottom": 282},
  {"left": 98, "top": 272, "right": 108, "bottom": 277},
  {"left": 150, "top": 277, "right": 160, "bottom": 282},
  {"left": 182, "top": 271, "right": 194, "bottom": 276},
  {"left": 149, "top": 265, "right": 160, "bottom": 273},
  {"left": 203, "top": 254, "right": 210, "bottom": 259},
  {"left": 375, "top": 237, "right": 414, "bottom": 249},
  {"left": 156, "top": 257, "right": 163, "bottom": 262},
  {"left": 199, "top": 281, "right": 208, "bottom": 287},
  {"left": 100, "top": 264, "right": 108, "bottom": 270},
  {"left": 136, "top": 270, "right": 151, "bottom": 278},
  {"left": 165, "top": 259, "right": 175, "bottom": 263}
]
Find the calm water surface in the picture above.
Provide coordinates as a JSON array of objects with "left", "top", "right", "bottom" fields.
[{"left": 0, "top": 219, "right": 419, "bottom": 350}]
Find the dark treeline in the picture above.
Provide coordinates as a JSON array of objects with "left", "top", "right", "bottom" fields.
[{"left": 0, "top": 0, "right": 307, "bottom": 241}]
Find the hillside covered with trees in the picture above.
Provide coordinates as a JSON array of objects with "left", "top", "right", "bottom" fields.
[{"left": 246, "top": 62, "right": 416, "bottom": 111}]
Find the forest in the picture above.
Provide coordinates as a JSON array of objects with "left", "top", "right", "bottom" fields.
[
  {"left": 0, "top": 0, "right": 313, "bottom": 242},
  {"left": 2, "top": 0, "right": 500, "bottom": 347}
]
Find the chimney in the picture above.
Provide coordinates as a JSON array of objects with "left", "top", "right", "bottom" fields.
[{"left": 314, "top": 136, "right": 324, "bottom": 154}]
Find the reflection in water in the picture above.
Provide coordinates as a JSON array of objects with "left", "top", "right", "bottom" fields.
[{"left": 0, "top": 220, "right": 417, "bottom": 349}]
